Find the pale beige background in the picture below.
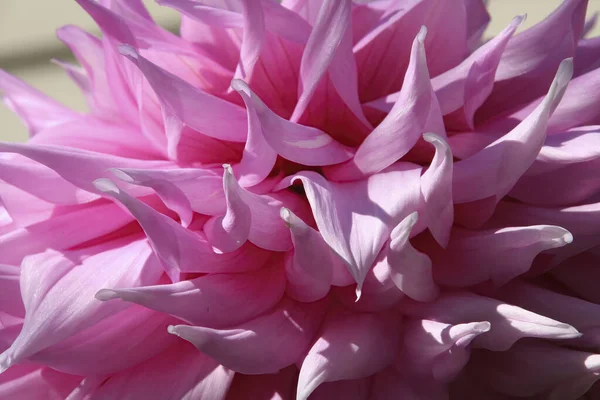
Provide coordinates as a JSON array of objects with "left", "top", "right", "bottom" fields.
[{"left": 1, "top": 0, "right": 599, "bottom": 142}]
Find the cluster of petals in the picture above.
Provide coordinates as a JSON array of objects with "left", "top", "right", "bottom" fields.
[{"left": 2, "top": 0, "right": 600, "bottom": 398}]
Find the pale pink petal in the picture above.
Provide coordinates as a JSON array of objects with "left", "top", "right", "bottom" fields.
[
  {"left": 574, "top": 36, "right": 600, "bottom": 76},
  {"left": 452, "top": 58, "right": 573, "bottom": 211},
  {"left": 296, "top": 309, "right": 400, "bottom": 399},
  {"left": 0, "top": 265, "right": 24, "bottom": 318},
  {"left": 329, "top": 28, "right": 444, "bottom": 181},
  {"left": 80, "top": 342, "right": 234, "bottom": 400},
  {"left": 280, "top": 165, "right": 423, "bottom": 298},
  {"left": 478, "top": 0, "right": 586, "bottom": 117},
  {"left": 95, "top": 261, "right": 285, "bottom": 328},
  {"left": 281, "top": 208, "right": 332, "bottom": 302},
  {"left": 420, "top": 133, "right": 453, "bottom": 247},
  {"left": 387, "top": 212, "right": 439, "bottom": 302},
  {"left": 400, "top": 291, "right": 580, "bottom": 351},
  {"left": 232, "top": 80, "right": 353, "bottom": 167},
  {"left": 429, "top": 224, "right": 573, "bottom": 287},
  {"left": 168, "top": 297, "right": 327, "bottom": 374},
  {"left": 465, "top": 0, "right": 491, "bottom": 50},
  {"left": 399, "top": 319, "right": 490, "bottom": 382},
  {"left": 225, "top": 366, "right": 298, "bottom": 400},
  {"left": 0, "top": 364, "right": 81, "bottom": 400},
  {"left": 0, "top": 70, "right": 79, "bottom": 136},
  {"left": 0, "top": 238, "right": 163, "bottom": 372},
  {"left": 432, "top": 16, "right": 523, "bottom": 130},
  {"left": 94, "top": 179, "right": 271, "bottom": 280}
]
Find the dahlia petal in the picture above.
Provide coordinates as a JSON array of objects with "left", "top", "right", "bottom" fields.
[
  {"left": 94, "top": 179, "right": 271, "bottom": 279},
  {"left": 330, "top": 28, "right": 443, "bottom": 181},
  {"left": 420, "top": 133, "right": 453, "bottom": 247},
  {"left": 0, "top": 364, "right": 81, "bottom": 400},
  {"left": 479, "top": 0, "right": 587, "bottom": 116},
  {"left": 465, "top": 0, "right": 491, "bottom": 50},
  {"left": 432, "top": 15, "right": 523, "bottom": 130},
  {"left": 75, "top": 0, "right": 137, "bottom": 46},
  {"left": 0, "top": 200, "right": 134, "bottom": 266},
  {"left": 400, "top": 292, "right": 580, "bottom": 351},
  {"left": 371, "top": 368, "right": 450, "bottom": 400},
  {"left": 281, "top": 208, "right": 332, "bottom": 302},
  {"left": 0, "top": 265, "right": 24, "bottom": 318},
  {"left": 0, "top": 70, "right": 79, "bottom": 136},
  {"left": 31, "top": 306, "right": 178, "bottom": 375},
  {"left": 232, "top": 80, "right": 353, "bottom": 166},
  {"left": 574, "top": 36, "right": 600, "bottom": 76},
  {"left": 430, "top": 224, "right": 573, "bottom": 287},
  {"left": 452, "top": 58, "right": 573, "bottom": 206},
  {"left": 0, "top": 238, "right": 163, "bottom": 372},
  {"left": 354, "top": 0, "right": 468, "bottom": 102},
  {"left": 471, "top": 341, "right": 600, "bottom": 399},
  {"left": 296, "top": 310, "right": 400, "bottom": 399},
  {"left": 225, "top": 365, "right": 298, "bottom": 400},
  {"left": 537, "top": 125, "right": 600, "bottom": 166},
  {"left": 387, "top": 212, "right": 439, "bottom": 302},
  {"left": 80, "top": 342, "right": 234, "bottom": 400},
  {"left": 494, "top": 280, "right": 600, "bottom": 348},
  {"left": 0, "top": 142, "right": 170, "bottom": 195},
  {"left": 0, "top": 156, "right": 98, "bottom": 205},
  {"left": 281, "top": 165, "right": 423, "bottom": 297},
  {"left": 168, "top": 297, "right": 327, "bottom": 375},
  {"left": 400, "top": 319, "right": 490, "bottom": 382},
  {"left": 95, "top": 260, "right": 285, "bottom": 328},
  {"left": 119, "top": 45, "right": 248, "bottom": 143},
  {"left": 204, "top": 165, "right": 252, "bottom": 253},
  {"left": 291, "top": 0, "right": 372, "bottom": 141}
]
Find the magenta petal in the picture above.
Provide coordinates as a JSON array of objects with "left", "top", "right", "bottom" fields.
[
  {"left": 296, "top": 309, "right": 400, "bottom": 399},
  {"left": 82, "top": 342, "right": 234, "bottom": 400},
  {"left": 168, "top": 297, "right": 327, "bottom": 374},
  {"left": 0, "top": 364, "right": 81, "bottom": 400},
  {"left": 0, "top": 265, "right": 24, "bottom": 319},
  {"left": 95, "top": 260, "right": 285, "bottom": 328},
  {"left": 0, "top": 70, "right": 79, "bottom": 137},
  {"left": 400, "top": 291, "right": 580, "bottom": 351}
]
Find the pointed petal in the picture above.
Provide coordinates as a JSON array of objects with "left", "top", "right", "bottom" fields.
[
  {"left": 329, "top": 28, "right": 444, "bottom": 181},
  {"left": 94, "top": 179, "right": 271, "bottom": 280},
  {"left": 281, "top": 208, "right": 332, "bottom": 302},
  {"left": 296, "top": 310, "right": 400, "bottom": 399},
  {"left": 400, "top": 292, "right": 580, "bottom": 351},
  {"left": 0, "top": 238, "right": 163, "bottom": 372},
  {"left": 168, "top": 297, "right": 327, "bottom": 374},
  {"left": 430, "top": 225, "right": 573, "bottom": 287},
  {"left": 96, "top": 260, "right": 285, "bottom": 328},
  {"left": 452, "top": 58, "right": 573, "bottom": 206},
  {"left": 387, "top": 212, "right": 439, "bottom": 302},
  {"left": 231, "top": 80, "right": 353, "bottom": 166},
  {"left": 420, "top": 133, "right": 453, "bottom": 247},
  {"left": 0, "top": 70, "right": 79, "bottom": 136}
]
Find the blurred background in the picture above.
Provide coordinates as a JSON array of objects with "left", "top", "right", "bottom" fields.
[{"left": 1, "top": 0, "right": 600, "bottom": 142}]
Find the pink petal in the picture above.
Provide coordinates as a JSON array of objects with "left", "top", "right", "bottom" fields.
[
  {"left": 80, "top": 342, "right": 234, "bottom": 400},
  {"left": 464, "top": 0, "right": 491, "bottom": 50},
  {"left": 429, "top": 224, "right": 573, "bottom": 287},
  {"left": 574, "top": 36, "right": 600, "bottom": 76},
  {"left": 168, "top": 297, "right": 327, "bottom": 374},
  {"left": 452, "top": 58, "right": 573, "bottom": 214},
  {"left": 478, "top": 0, "right": 587, "bottom": 117},
  {"left": 400, "top": 291, "right": 580, "bottom": 351},
  {"left": 225, "top": 365, "right": 298, "bottom": 400},
  {"left": 94, "top": 179, "right": 271, "bottom": 280},
  {"left": 281, "top": 208, "right": 332, "bottom": 302},
  {"left": 119, "top": 45, "right": 248, "bottom": 143},
  {"left": 0, "top": 265, "right": 24, "bottom": 318},
  {"left": 399, "top": 319, "right": 490, "bottom": 382},
  {"left": 329, "top": 28, "right": 444, "bottom": 181},
  {"left": 387, "top": 212, "right": 439, "bottom": 302},
  {"left": 0, "top": 238, "right": 163, "bottom": 372},
  {"left": 0, "top": 70, "right": 79, "bottom": 136},
  {"left": 0, "top": 364, "right": 81, "bottom": 400},
  {"left": 296, "top": 309, "right": 400, "bottom": 399},
  {"left": 95, "top": 260, "right": 285, "bottom": 328},
  {"left": 420, "top": 133, "right": 453, "bottom": 247},
  {"left": 432, "top": 15, "right": 523, "bottom": 130},
  {"left": 280, "top": 165, "right": 423, "bottom": 298},
  {"left": 231, "top": 80, "right": 353, "bottom": 167}
]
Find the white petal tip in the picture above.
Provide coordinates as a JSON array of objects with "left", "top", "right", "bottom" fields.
[
  {"left": 280, "top": 207, "right": 292, "bottom": 224},
  {"left": 514, "top": 14, "right": 527, "bottom": 25},
  {"left": 118, "top": 44, "right": 138, "bottom": 59},
  {"left": 93, "top": 178, "right": 119, "bottom": 194},
  {"left": 110, "top": 168, "right": 135, "bottom": 183},
  {"left": 562, "top": 231, "right": 574, "bottom": 244},
  {"left": 473, "top": 321, "right": 492, "bottom": 333},
  {"left": 167, "top": 325, "right": 179, "bottom": 336},
  {"left": 355, "top": 285, "right": 363, "bottom": 302},
  {"left": 95, "top": 289, "right": 119, "bottom": 301},
  {"left": 222, "top": 164, "right": 234, "bottom": 174},
  {"left": 230, "top": 79, "right": 251, "bottom": 96},
  {"left": 423, "top": 132, "right": 445, "bottom": 144},
  {"left": 417, "top": 26, "right": 427, "bottom": 42}
]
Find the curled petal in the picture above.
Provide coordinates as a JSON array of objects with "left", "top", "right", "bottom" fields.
[
  {"left": 296, "top": 310, "right": 400, "bottom": 399},
  {"left": 96, "top": 260, "right": 286, "bottom": 328},
  {"left": 168, "top": 297, "right": 327, "bottom": 375}
]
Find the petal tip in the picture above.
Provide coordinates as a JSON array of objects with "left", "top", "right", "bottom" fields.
[
  {"left": 95, "top": 289, "right": 119, "bottom": 301},
  {"left": 118, "top": 44, "right": 138, "bottom": 59},
  {"left": 93, "top": 178, "right": 119, "bottom": 194}
]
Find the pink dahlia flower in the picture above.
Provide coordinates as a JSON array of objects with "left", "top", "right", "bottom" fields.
[{"left": 1, "top": 0, "right": 600, "bottom": 398}]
